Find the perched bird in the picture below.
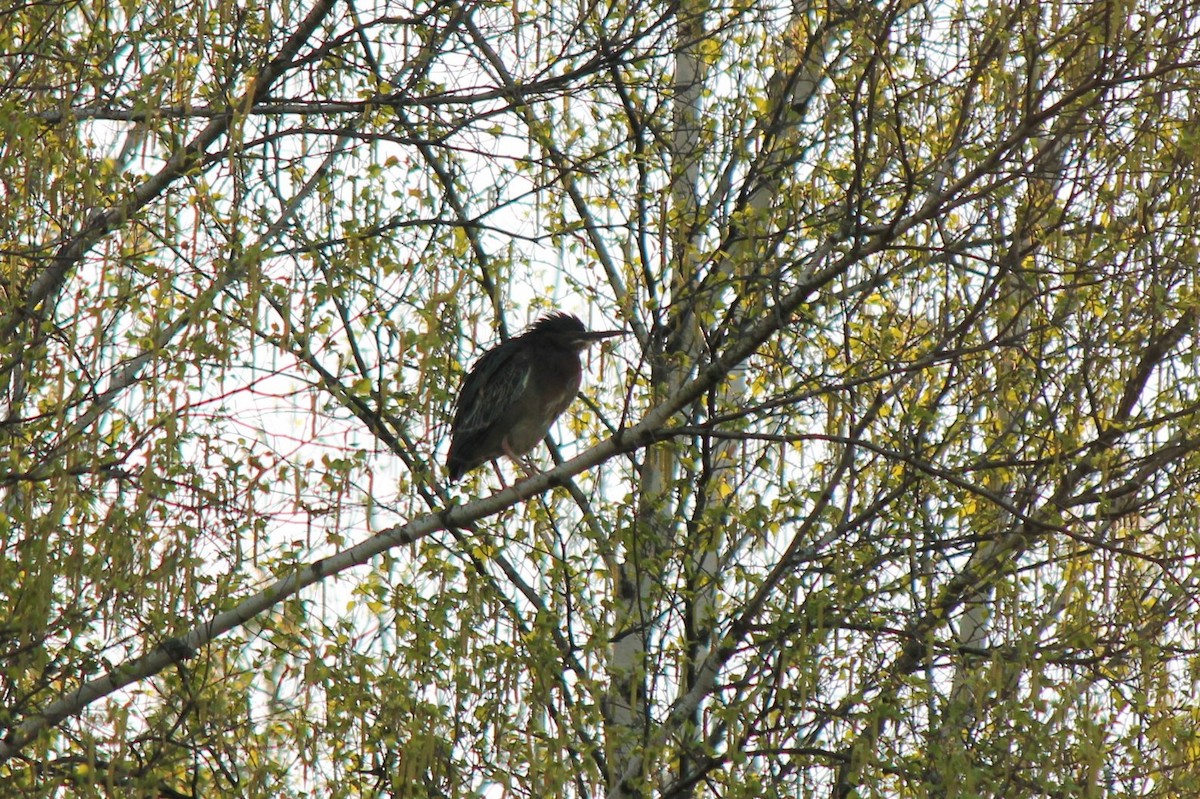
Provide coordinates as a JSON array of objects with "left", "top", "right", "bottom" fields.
[{"left": 446, "top": 312, "right": 625, "bottom": 482}]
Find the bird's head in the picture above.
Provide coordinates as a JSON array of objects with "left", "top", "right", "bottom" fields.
[{"left": 529, "top": 312, "right": 626, "bottom": 351}]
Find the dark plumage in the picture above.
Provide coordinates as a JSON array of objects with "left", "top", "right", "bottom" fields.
[{"left": 446, "top": 312, "right": 624, "bottom": 482}]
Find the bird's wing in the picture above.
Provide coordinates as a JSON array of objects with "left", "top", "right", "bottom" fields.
[{"left": 452, "top": 339, "right": 532, "bottom": 435}]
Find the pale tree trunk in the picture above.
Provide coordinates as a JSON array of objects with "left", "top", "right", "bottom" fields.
[
  {"left": 927, "top": 36, "right": 1074, "bottom": 790},
  {"left": 602, "top": 2, "right": 705, "bottom": 787},
  {"left": 605, "top": 1, "right": 828, "bottom": 794}
]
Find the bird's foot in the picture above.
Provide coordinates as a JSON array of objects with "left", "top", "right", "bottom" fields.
[{"left": 501, "top": 443, "right": 542, "bottom": 483}]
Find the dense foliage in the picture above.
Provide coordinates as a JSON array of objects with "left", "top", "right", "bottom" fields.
[{"left": 3, "top": 0, "right": 1200, "bottom": 796}]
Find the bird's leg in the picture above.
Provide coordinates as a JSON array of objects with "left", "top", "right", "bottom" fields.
[
  {"left": 489, "top": 459, "right": 509, "bottom": 488},
  {"left": 502, "top": 441, "right": 541, "bottom": 481}
]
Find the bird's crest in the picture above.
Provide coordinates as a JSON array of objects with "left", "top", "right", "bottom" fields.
[{"left": 528, "top": 312, "right": 586, "bottom": 336}]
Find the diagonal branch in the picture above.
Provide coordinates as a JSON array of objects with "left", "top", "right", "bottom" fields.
[{"left": 0, "top": 219, "right": 850, "bottom": 764}]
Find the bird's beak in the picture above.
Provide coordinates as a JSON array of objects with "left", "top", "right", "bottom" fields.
[{"left": 579, "top": 330, "right": 628, "bottom": 346}]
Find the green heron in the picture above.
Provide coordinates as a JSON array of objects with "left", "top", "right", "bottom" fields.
[{"left": 445, "top": 312, "right": 625, "bottom": 482}]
